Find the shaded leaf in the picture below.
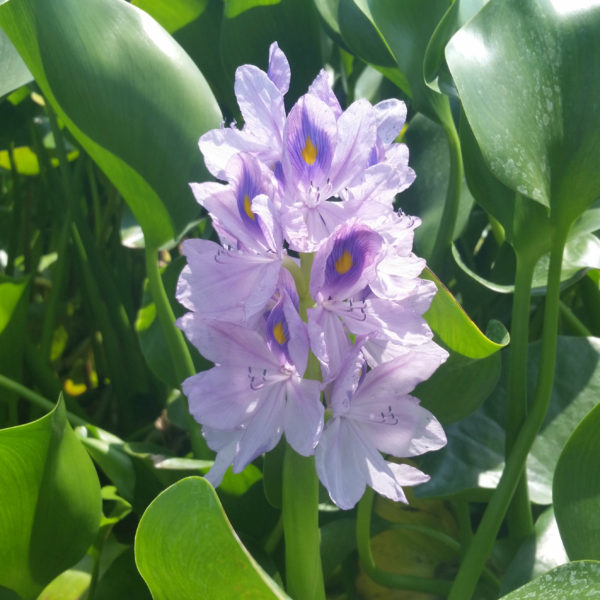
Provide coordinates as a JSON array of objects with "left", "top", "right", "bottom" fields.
[{"left": 0, "top": 27, "right": 32, "bottom": 98}]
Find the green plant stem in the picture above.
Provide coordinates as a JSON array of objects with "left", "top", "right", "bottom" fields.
[
  {"left": 448, "top": 225, "right": 570, "bottom": 600},
  {"left": 451, "top": 497, "right": 473, "bottom": 551},
  {"left": 144, "top": 246, "right": 208, "bottom": 458},
  {"left": 505, "top": 254, "right": 536, "bottom": 543},
  {"left": 429, "top": 111, "right": 464, "bottom": 275},
  {"left": 559, "top": 299, "right": 592, "bottom": 337},
  {"left": 356, "top": 489, "right": 453, "bottom": 596},
  {"left": 0, "top": 373, "right": 87, "bottom": 427},
  {"left": 282, "top": 446, "right": 325, "bottom": 600}
]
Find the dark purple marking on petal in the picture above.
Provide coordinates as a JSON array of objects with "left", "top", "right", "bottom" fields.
[
  {"left": 324, "top": 228, "right": 380, "bottom": 296},
  {"left": 265, "top": 299, "right": 291, "bottom": 363}
]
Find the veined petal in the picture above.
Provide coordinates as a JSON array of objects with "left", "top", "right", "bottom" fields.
[
  {"left": 283, "top": 94, "right": 337, "bottom": 189},
  {"left": 268, "top": 41, "right": 290, "bottom": 95},
  {"left": 202, "top": 427, "right": 242, "bottom": 487},
  {"left": 328, "top": 99, "right": 378, "bottom": 192},
  {"left": 177, "top": 239, "right": 281, "bottom": 324},
  {"left": 182, "top": 367, "right": 262, "bottom": 429},
  {"left": 235, "top": 63, "right": 286, "bottom": 152},
  {"left": 307, "top": 305, "right": 352, "bottom": 383},
  {"left": 373, "top": 98, "right": 407, "bottom": 145},
  {"left": 315, "top": 417, "right": 367, "bottom": 510},
  {"left": 311, "top": 222, "right": 383, "bottom": 300},
  {"left": 177, "top": 316, "right": 277, "bottom": 368},
  {"left": 308, "top": 69, "right": 342, "bottom": 118},
  {"left": 232, "top": 382, "right": 286, "bottom": 472},
  {"left": 284, "top": 377, "right": 323, "bottom": 456}
]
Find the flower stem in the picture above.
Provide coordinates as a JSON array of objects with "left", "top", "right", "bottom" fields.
[
  {"left": 448, "top": 223, "right": 570, "bottom": 599},
  {"left": 505, "top": 254, "right": 536, "bottom": 543},
  {"left": 282, "top": 445, "right": 325, "bottom": 600},
  {"left": 144, "top": 245, "right": 209, "bottom": 458}
]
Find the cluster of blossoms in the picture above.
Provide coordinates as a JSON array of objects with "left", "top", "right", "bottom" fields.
[{"left": 176, "top": 43, "right": 448, "bottom": 510}]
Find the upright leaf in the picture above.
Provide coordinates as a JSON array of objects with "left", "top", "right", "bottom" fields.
[
  {"left": 447, "top": 0, "right": 600, "bottom": 225},
  {"left": 0, "top": 398, "right": 101, "bottom": 599},
  {"left": 0, "top": 27, "right": 32, "bottom": 98}
]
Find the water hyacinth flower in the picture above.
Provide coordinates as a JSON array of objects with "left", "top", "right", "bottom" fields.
[{"left": 177, "top": 42, "right": 448, "bottom": 509}]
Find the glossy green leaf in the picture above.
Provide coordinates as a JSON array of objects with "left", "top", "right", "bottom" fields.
[
  {"left": 219, "top": 0, "right": 323, "bottom": 106},
  {"left": 422, "top": 268, "right": 508, "bottom": 359},
  {"left": 0, "top": 27, "right": 31, "bottom": 98},
  {"left": 416, "top": 350, "right": 501, "bottom": 425},
  {"left": 501, "top": 507, "right": 568, "bottom": 595},
  {"left": 224, "top": 0, "right": 281, "bottom": 18},
  {"left": 132, "top": 0, "right": 209, "bottom": 33},
  {"left": 135, "top": 477, "right": 289, "bottom": 599},
  {"left": 423, "top": 0, "right": 487, "bottom": 96},
  {"left": 554, "top": 401, "right": 600, "bottom": 561},
  {"left": 401, "top": 113, "right": 474, "bottom": 260},
  {"left": 447, "top": 0, "right": 600, "bottom": 225},
  {"left": 416, "top": 337, "right": 600, "bottom": 503},
  {"left": 94, "top": 547, "right": 151, "bottom": 600},
  {"left": 0, "top": 0, "right": 222, "bottom": 248},
  {"left": 349, "top": 0, "right": 451, "bottom": 123},
  {"left": 499, "top": 561, "right": 600, "bottom": 600},
  {"left": 0, "top": 398, "right": 101, "bottom": 599}
]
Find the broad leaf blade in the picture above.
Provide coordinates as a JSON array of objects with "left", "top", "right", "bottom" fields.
[
  {"left": 447, "top": 0, "right": 600, "bottom": 223},
  {"left": 0, "top": 398, "right": 101, "bottom": 599},
  {"left": 554, "top": 401, "right": 600, "bottom": 561},
  {"left": 0, "top": 27, "right": 32, "bottom": 98},
  {"left": 135, "top": 477, "right": 289, "bottom": 599},
  {"left": 0, "top": 0, "right": 222, "bottom": 248}
]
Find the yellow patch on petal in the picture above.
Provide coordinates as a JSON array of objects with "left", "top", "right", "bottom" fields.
[
  {"left": 244, "top": 194, "right": 256, "bottom": 220},
  {"left": 301, "top": 135, "right": 318, "bottom": 165},
  {"left": 334, "top": 250, "right": 353, "bottom": 274},
  {"left": 273, "top": 322, "right": 287, "bottom": 345}
]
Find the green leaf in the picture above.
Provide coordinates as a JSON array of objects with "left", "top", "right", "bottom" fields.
[
  {"left": 219, "top": 0, "right": 323, "bottom": 106},
  {"left": 416, "top": 351, "right": 501, "bottom": 425},
  {"left": 0, "top": 0, "right": 222, "bottom": 248},
  {"left": 416, "top": 337, "right": 600, "bottom": 503},
  {"left": 224, "top": 0, "right": 281, "bottom": 18},
  {"left": 135, "top": 477, "right": 289, "bottom": 599},
  {"left": 401, "top": 113, "right": 474, "bottom": 260},
  {"left": 501, "top": 507, "right": 569, "bottom": 595},
  {"left": 447, "top": 0, "right": 600, "bottom": 225},
  {"left": 132, "top": 0, "right": 209, "bottom": 33},
  {"left": 499, "top": 561, "right": 600, "bottom": 600},
  {"left": 0, "top": 397, "right": 101, "bottom": 599},
  {"left": 348, "top": 0, "right": 451, "bottom": 123},
  {"left": 553, "top": 401, "right": 600, "bottom": 561},
  {"left": 422, "top": 268, "right": 508, "bottom": 359},
  {"left": 0, "top": 27, "right": 32, "bottom": 98}
]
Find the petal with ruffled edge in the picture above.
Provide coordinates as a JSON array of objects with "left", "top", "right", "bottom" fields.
[
  {"left": 373, "top": 98, "right": 407, "bottom": 145},
  {"left": 176, "top": 239, "right": 281, "bottom": 325},
  {"left": 267, "top": 41, "right": 290, "bottom": 95}
]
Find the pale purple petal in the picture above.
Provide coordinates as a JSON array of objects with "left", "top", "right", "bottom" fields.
[
  {"left": 307, "top": 305, "right": 352, "bottom": 382},
  {"left": 283, "top": 94, "right": 337, "bottom": 189},
  {"left": 310, "top": 222, "right": 383, "bottom": 300},
  {"left": 308, "top": 69, "right": 342, "bottom": 118},
  {"left": 182, "top": 367, "right": 262, "bottom": 429},
  {"left": 281, "top": 292, "right": 309, "bottom": 374},
  {"left": 235, "top": 64, "right": 286, "bottom": 154},
  {"left": 315, "top": 417, "right": 367, "bottom": 510},
  {"left": 328, "top": 99, "right": 377, "bottom": 191},
  {"left": 284, "top": 377, "right": 323, "bottom": 455},
  {"left": 388, "top": 462, "right": 430, "bottom": 486},
  {"left": 177, "top": 239, "right": 281, "bottom": 324},
  {"left": 373, "top": 98, "right": 407, "bottom": 144},
  {"left": 202, "top": 427, "right": 242, "bottom": 487},
  {"left": 267, "top": 42, "right": 290, "bottom": 95},
  {"left": 232, "top": 383, "right": 286, "bottom": 471}
]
